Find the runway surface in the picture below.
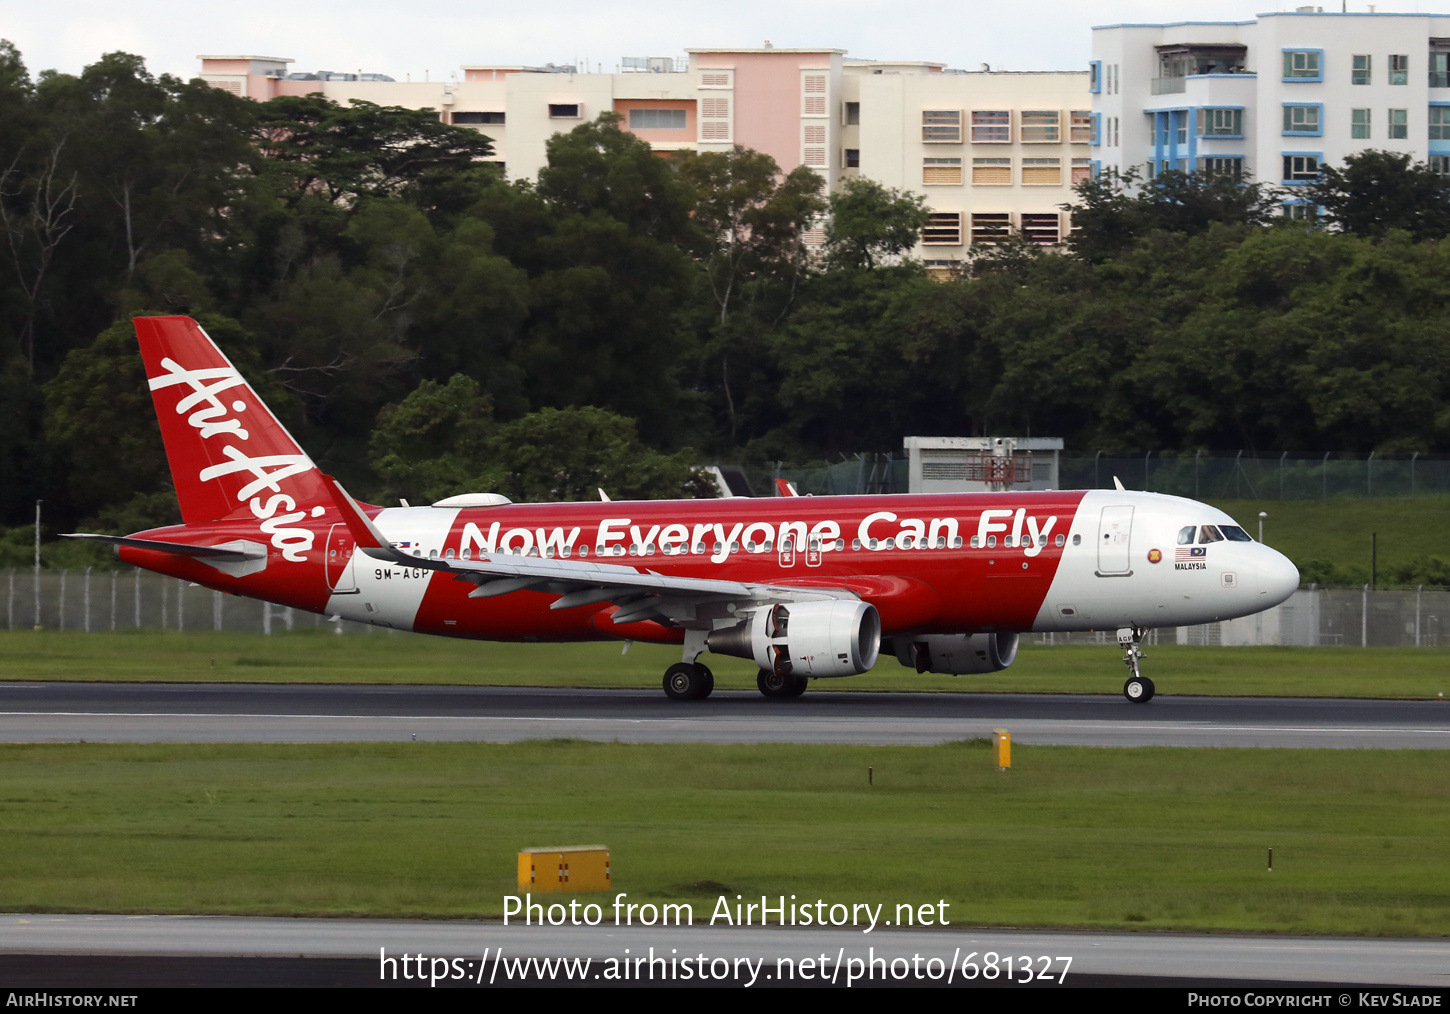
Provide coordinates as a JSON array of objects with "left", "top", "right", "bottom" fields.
[
  {"left": 3, "top": 914, "right": 1447, "bottom": 987},
  {"left": 1, "top": 682, "right": 1447, "bottom": 747}
]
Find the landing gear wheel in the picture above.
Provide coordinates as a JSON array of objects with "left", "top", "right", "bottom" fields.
[
  {"left": 1123, "top": 675, "right": 1155, "bottom": 703},
  {"left": 664, "top": 663, "right": 712, "bottom": 700},
  {"left": 757, "top": 670, "right": 808, "bottom": 699}
]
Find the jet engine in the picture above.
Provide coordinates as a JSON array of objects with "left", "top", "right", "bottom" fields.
[
  {"left": 707, "top": 601, "right": 881, "bottom": 677},
  {"left": 894, "top": 632, "right": 1019, "bottom": 674}
]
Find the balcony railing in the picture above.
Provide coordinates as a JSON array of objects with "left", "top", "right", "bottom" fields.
[{"left": 1151, "top": 77, "right": 1187, "bottom": 94}]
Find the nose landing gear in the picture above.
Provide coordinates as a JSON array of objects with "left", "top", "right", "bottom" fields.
[{"left": 1118, "top": 626, "right": 1155, "bottom": 703}]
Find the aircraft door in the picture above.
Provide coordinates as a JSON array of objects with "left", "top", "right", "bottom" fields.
[
  {"left": 778, "top": 537, "right": 796, "bottom": 568},
  {"left": 325, "top": 523, "right": 359, "bottom": 593},
  {"left": 1096, "top": 506, "right": 1134, "bottom": 576}
]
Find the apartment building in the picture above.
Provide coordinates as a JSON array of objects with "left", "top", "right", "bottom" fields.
[
  {"left": 199, "top": 49, "right": 1090, "bottom": 264},
  {"left": 1091, "top": 10, "right": 1450, "bottom": 213}
]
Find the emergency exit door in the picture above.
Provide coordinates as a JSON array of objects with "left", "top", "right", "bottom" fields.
[{"left": 1096, "top": 505, "right": 1134, "bottom": 576}]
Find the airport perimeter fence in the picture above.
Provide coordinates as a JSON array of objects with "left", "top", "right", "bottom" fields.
[
  {"left": 5, "top": 569, "right": 1448, "bottom": 648},
  {"left": 730, "top": 452, "right": 1450, "bottom": 499}
]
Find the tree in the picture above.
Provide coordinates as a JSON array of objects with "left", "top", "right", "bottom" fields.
[
  {"left": 1305, "top": 149, "right": 1450, "bottom": 241},
  {"left": 370, "top": 374, "right": 495, "bottom": 505},
  {"left": 1064, "top": 166, "right": 1278, "bottom": 263},
  {"left": 823, "top": 176, "right": 929, "bottom": 270}
]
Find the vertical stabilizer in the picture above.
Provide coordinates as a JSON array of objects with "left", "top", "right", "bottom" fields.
[{"left": 133, "top": 316, "right": 330, "bottom": 528}]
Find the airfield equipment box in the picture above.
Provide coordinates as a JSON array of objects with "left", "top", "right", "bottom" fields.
[
  {"left": 518, "top": 846, "right": 611, "bottom": 893},
  {"left": 993, "top": 728, "right": 1011, "bottom": 769}
]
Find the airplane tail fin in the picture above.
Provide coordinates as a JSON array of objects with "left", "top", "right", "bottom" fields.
[{"left": 133, "top": 315, "right": 331, "bottom": 525}]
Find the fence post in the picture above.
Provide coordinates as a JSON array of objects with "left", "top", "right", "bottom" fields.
[
  {"left": 58, "top": 570, "right": 66, "bottom": 632},
  {"left": 1322, "top": 452, "right": 1330, "bottom": 500},
  {"left": 134, "top": 569, "right": 141, "bottom": 628},
  {"left": 1361, "top": 584, "right": 1369, "bottom": 647},
  {"left": 177, "top": 580, "right": 185, "bottom": 632},
  {"left": 1194, "top": 449, "right": 1201, "bottom": 498},
  {"left": 1411, "top": 452, "right": 1419, "bottom": 497},
  {"left": 1367, "top": 451, "right": 1375, "bottom": 498},
  {"left": 1144, "top": 449, "right": 1152, "bottom": 491},
  {"left": 1279, "top": 451, "right": 1287, "bottom": 500},
  {"left": 161, "top": 577, "right": 167, "bottom": 631},
  {"left": 84, "top": 567, "right": 91, "bottom": 633},
  {"left": 33, "top": 500, "right": 41, "bottom": 630},
  {"left": 262, "top": 600, "right": 271, "bottom": 635},
  {"left": 7, "top": 569, "right": 13, "bottom": 631},
  {"left": 1416, "top": 585, "right": 1422, "bottom": 647},
  {"left": 110, "top": 571, "right": 117, "bottom": 631},
  {"left": 213, "top": 590, "right": 222, "bottom": 631}
]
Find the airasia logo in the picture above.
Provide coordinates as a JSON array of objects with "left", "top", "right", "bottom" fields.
[{"left": 147, "top": 357, "right": 319, "bottom": 562}]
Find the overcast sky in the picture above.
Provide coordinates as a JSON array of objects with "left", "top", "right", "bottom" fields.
[{"left": 4, "top": 0, "right": 1448, "bottom": 82}]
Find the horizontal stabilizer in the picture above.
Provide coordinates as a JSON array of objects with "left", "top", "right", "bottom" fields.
[{"left": 62, "top": 533, "right": 263, "bottom": 561}]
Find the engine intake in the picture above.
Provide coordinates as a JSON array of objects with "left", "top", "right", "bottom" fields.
[
  {"left": 894, "top": 632, "right": 1019, "bottom": 675},
  {"left": 708, "top": 601, "right": 880, "bottom": 677}
]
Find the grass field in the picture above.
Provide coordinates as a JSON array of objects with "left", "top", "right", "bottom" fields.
[
  {"left": 2, "top": 629, "right": 1447, "bottom": 699},
  {"left": 1, "top": 740, "right": 1445, "bottom": 936}
]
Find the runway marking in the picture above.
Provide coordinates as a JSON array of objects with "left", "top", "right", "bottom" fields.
[{"left": 0, "top": 711, "right": 1446, "bottom": 736}]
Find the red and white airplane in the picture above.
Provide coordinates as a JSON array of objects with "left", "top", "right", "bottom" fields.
[{"left": 67, "top": 317, "right": 1299, "bottom": 703}]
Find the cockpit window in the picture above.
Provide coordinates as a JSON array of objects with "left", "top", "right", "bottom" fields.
[
  {"left": 1177, "top": 526, "right": 1196, "bottom": 545},
  {"left": 1220, "top": 525, "right": 1253, "bottom": 542},
  {"left": 1198, "top": 525, "right": 1225, "bottom": 544}
]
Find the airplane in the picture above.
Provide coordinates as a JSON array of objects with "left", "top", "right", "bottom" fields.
[{"left": 65, "top": 316, "right": 1300, "bottom": 704}]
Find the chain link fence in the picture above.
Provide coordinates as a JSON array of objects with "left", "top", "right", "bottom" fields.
[
  {"left": 7, "top": 569, "right": 1446, "bottom": 647},
  {"left": 723, "top": 452, "right": 1450, "bottom": 499}
]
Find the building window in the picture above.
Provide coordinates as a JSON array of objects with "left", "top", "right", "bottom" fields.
[
  {"left": 1352, "top": 108, "right": 1371, "bottom": 139},
  {"left": 1090, "top": 60, "right": 1102, "bottom": 94},
  {"left": 922, "top": 212, "right": 963, "bottom": 245},
  {"left": 1198, "top": 156, "right": 1243, "bottom": 178},
  {"left": 700, "top": 71, "right": 732, "bottom": 88},
  {"left": 1283, "top": 202, "right": 1318, "bottom": 222},
  {"left": 971, "top": 110, "right": 1011, "bottom": 143},
  {"left": 1283, "top": 154, "right": 1320, "bottom": 182},
  {"left": 923, "top": 110, "right": 962, "bottom": 143},
  {"left": 1283, "top": 50, "right": 1322, "bottom": 81},
  {"left": 802, "top": 74, "right": 828, "bottom": 116},
  {"left": 1071, "top": 157, "right": 1092, "bottom": 184},
  {"left": 453, "top": 111, "right": 505, "bottom": 125},
  {"left": 1020, "top": 213, "right": 1060, "bottom": 245},
  {"left": 1021, "top": 157, "right": 1061, "bottom": 185},
  {"left": 628, "top": 109, "right": 686, "bottom": 129},
  {"left": 548, "top": 103, "right": 582, "bottom": 118},
  {"left": 1353, "top": 55, "right": 1371, "bottom": 85},
  {"left": 971, "top": 157, "right": 1011, "bottom": 185},
  {"left": 1432, "top": 53, "right": 1450, "bottom": 89},
  {"left": 1391, "top": 55, "right": 1409, "bottom": 85},
  {"left": 1431, "top": 154, "right": 1450, "bottom": 177},
  {"left": 844, "top": 101, "right": 860, "bottom": 125},
  {"left": 1020, "top": 110, "right": 1060, "bottom": 143},
  {"left": 1388, "top": 108, "right": 1408, "bottom": 139},
  {"left": 1112, "top": 116, "right": 1120, "bottom": 146},
  {"left": 843, "top": 148, "right": 860, "bottom": 168},
  {"left": 970, "top": 213, "right": 1012, "bottom": 245},
  {"left": 700, "top": 97, "right": 730, "bottom": 140},
  {"left": 1283, "top": 104, "right": 1322, "bottom": 135},
  {"left": 923, "top": 157, "right": 963, "bottom": 185},
  {"left": 1198, "top": 108, "right": 1242, "bottom": 136},
  {"left": 1431, "top": 105, "right": 1450, "bottom": 139},
  {"left": 1070, "top": 110, "right": 1093, "bottom": 144}
]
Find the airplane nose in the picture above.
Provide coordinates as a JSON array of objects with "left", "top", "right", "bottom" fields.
[{"left": 1259, "top": 548, "right": 1299, "bottom": 606}]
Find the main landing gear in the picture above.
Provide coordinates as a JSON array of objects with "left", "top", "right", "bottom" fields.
[
  {"left": 663, "top": 662, "right": 714, "bottom": 700},
  {"left": 757, "top": 669, "right": 808, "bottom": 699},
  {"left": 1118, "top": 625, "right": 1155, "bottom": 703}
]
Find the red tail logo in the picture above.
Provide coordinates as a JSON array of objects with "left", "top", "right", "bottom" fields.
[{"left": 134, "top": 316, "right": 330, "bottom": 561}]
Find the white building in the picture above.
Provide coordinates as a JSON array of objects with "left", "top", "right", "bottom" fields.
[{"left": 1090, "top": 10, "right": 1450, "bottom": 213}]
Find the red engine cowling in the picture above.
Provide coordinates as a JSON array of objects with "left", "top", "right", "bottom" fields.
[
  {"left": 894, "top": 633, "right": 1019, "bottom": 674},
  {"left": 707, "top": 600, "right": 881, "bottom": 677}
]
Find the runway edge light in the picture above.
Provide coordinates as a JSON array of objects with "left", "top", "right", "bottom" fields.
[
  {"left": 518, "top": 846, "right": 611, "bottom": 893},
  {"left": 993, "top": 728, "right": 1011, "bottom": 770}
]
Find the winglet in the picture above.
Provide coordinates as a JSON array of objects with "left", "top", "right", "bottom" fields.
[{"left": 323, "top": 474, "right": 393, "bottom": 557}]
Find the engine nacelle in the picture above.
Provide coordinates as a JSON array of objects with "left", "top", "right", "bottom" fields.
[
  {"left": 894, "top": 632, "right": 1019, "bottom": 675},
  {"left": 707, "top": 601, "right": 881, "bottom": 678}
]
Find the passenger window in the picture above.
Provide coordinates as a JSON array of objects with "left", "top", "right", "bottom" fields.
[
  {"left": 987, "top": 535, "right": 997, "bottom": 548},
  {"left": 1177, "top": 526, "right": 1196, "bottom": 545},
  {"left": 970, "top": 536, "right": 981, "bottom": 548},
  {"left": 1072, "top": 535, "right": 1081, "bottom": 546},
  {"left": 1199, "top": 525, "right": 1225, "bottom": 544},
  {"left": 1055, "top": 534, "right": 1065, "bottom": 547}
]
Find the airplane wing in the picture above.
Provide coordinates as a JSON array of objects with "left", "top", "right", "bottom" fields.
[{"left": 323, "top": 476, "right": 854, "bottom": 627}]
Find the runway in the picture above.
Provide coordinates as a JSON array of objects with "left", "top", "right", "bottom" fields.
[
  {"left": 1, "top": 682, "right": 1447, "bottom": 747},
  {"left": 3, "top": 914, "right": 1448, "bottom": 987}
]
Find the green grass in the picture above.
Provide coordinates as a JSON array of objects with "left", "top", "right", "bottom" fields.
[
  {"left": 1, "top": 629, "right": 1447, "bottom": 698},
  {"left": 1, "top": 740, "right": 1445, "bottom": 936},
  {"left": 1210, "top": 496, "right": 1450, "bottom": 587}
]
